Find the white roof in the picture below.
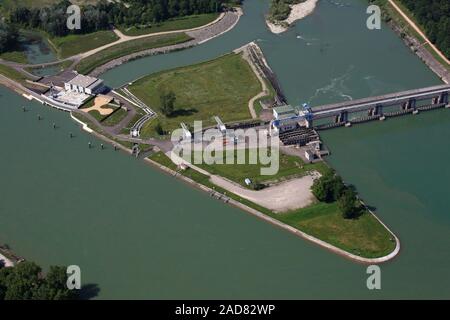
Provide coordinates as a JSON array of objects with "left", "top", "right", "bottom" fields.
[{"left": 67, "top": 74, "right": 102, "bottom": 89}]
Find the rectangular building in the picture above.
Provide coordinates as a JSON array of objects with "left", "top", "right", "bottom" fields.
[{"left": 64, "top": 74, "right": 104, "bottom": 95}]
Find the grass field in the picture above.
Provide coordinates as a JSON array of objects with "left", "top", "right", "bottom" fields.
[
  {"left": 0, "top": 51, "right": 28, "bottom": 64},
  {"left": 272, "top": 202, "right": 396, "bottom": 258},
  {"left": 148, "top": 151, "right": 396, "bottom": 258},
  {"left": 129, "top": 53, "right": 261, "bottom": 138},
  {"left": 50, "top": 31, "right": 119, "bottom": 59},
  {"left": 193, "top": 148, "right": 328, "bottom": 187},
  {"left": 75, "top": 33, "right": 192, "bottom": 75},
  {"left": 120, "top": 13, "right": 220, "bottom": 36}
]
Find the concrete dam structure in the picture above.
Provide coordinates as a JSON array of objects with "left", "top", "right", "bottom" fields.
[{"left": 311, "top": 84, "right": 450, "bottom": 130}]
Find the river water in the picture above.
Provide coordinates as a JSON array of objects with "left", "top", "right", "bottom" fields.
[{"left": 0, "top": 0, "right": 449, "bottom": 298}]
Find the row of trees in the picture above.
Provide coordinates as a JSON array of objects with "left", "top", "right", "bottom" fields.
[
  {"left": 400, "top": 0, "right": 450, "bottom": 59},
  {"left": 0, "top": 21, "right": 18, "bottom": 54},
  {"left": 311, "top": 169, "right": 362, "bottom": 219},
  {"left": 8, "top": 0, "right": 225, "bottom": 37},
  {"left": 0, "top": 261, "right": 78, "bottom": 300}
]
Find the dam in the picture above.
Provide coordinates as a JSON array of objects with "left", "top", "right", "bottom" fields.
[
  {"left": 312, "top": 84, "right": 450, "bottom": 130},
  {"left": 270, "top": 84, "right": 450, "bottom": 149}
]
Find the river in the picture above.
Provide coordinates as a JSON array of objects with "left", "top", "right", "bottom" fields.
[{"left": 0, "top": 0, "right": 449, "bottom": 299}]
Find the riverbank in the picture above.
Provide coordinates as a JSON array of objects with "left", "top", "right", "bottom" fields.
[{"left": 266, "top": 0, "right": 319, "bottom": 34}]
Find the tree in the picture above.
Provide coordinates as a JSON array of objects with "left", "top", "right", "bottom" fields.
[
  {"left": 338, "top": 189, "right": 358, "bottom": 219},
  {"left": 0, "top": 22, "right": 18, "bottom": 54},
  {"left": 0, "top": 261, "right": 78, "bottom": 300},
  {"left": 311, "top": 169, "right": 345, "bottom": 203},
  {"left": 160, "top": 90, "right": 176, "bottom": 117}
]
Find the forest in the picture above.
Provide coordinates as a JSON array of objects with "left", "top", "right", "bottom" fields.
[
  {"left": 7, "top": 0, "right": 225, "bottom": 37},
  {"left": 400, "top": 0, "right": 449, "bottom": 59},
  {"left": 0, "top": 0, "right": 226, "bottom": 54}
]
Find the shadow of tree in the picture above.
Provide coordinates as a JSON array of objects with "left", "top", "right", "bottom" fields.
[
  {"left": 168, "top": 108, "right": 198, "bottom": 118},
  {"left": 79, "top": 283, "right": 101, "bottom": 300}
]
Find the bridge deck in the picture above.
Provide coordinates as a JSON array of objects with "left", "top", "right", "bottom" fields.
[{"left": 312, "top": 84, "right": 450, "bottom": 117}]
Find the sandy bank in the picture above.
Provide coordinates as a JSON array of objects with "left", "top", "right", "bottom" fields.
[{"left": 267, "top": 0, "right": 319, "bottom": 34}]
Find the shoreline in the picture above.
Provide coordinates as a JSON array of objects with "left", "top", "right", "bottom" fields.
[{"left": 266, "top": 0, "right": 319, "bottom": 34}]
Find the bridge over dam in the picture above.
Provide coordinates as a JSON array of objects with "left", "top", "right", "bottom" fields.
[{"left": 311, "top": 84, "right": 450, "bottom": 130}]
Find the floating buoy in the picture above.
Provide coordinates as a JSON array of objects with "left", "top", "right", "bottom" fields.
[
  {"left": 69, "top": 132, "right": 73, "bottom": 138},
  {"left": 101, "top": 144, "right": 104, "bottom": 150},
  {"left": 37, "top": 114, "right": 41, "bottom": 120},
  {"left": 88, "top": 142, "right": 92, "bottom": 148},
  {"left": 22, "top": 106, "right": 26, "bottom": 112},
  {"left": 53, "top": 123, "right": 56, "bottom": 129}
]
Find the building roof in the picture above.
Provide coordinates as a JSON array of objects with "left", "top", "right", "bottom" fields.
[
  {"left": 273, "top": 105, "right": 295, "bottom": 114},
  {"left": 66, "top": 74, "right": 103, "bottom": 89}
]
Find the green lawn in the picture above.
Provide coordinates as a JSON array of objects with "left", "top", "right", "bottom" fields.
[
  {"left": 194, "top": 148, "right": 327, "bottom": 187},
  {"left": 0, "top": 64, "right": 27, "bottom": 82},
  {"left": 272, "top": 202, "right": 397, "bottom": 258},
  {"left": 120, "top": 13, "right": 220, "bottom": 36},
  {"left": 102, "top": 108, "right": 128, "bottom": 127},
  {"left": 129, "top": 53, "right": 261, "bottom": 138},
  {"left": 75, "top": 33, "right": 192, "bottom": 75},
  {"left": 50, "top": 31, "right": 119, "bottom": 59}
]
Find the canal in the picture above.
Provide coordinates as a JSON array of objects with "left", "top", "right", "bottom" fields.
[{"left": 0, "top": 0, "right": 449, "bottom": 298}]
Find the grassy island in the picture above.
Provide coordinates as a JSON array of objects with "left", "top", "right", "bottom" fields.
[{"left": 128, "top": 53, "right": 262, "bottom": 138}]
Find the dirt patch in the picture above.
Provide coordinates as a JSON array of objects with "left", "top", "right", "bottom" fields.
[{"left": 83, "top": 95, "right": 114, "bottom": 115}]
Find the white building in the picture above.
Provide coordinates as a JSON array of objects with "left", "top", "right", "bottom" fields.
[
  {"left": 305, "top": 149, "right": 315, "bottom": 162},
  {"left": 64, "top": 74, "right": 104, "bottom": 95}
]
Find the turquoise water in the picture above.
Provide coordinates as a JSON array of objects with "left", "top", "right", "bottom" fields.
[{"left": 0, "top": 0, "right": 449, "bottom": 299}]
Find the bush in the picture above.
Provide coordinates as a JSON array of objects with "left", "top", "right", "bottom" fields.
[
  {"left": 311, "top": 169, "right": 345, "bottom": 203},
  {"left": 338, "top": 189, "right": 359, "bottom": 219}
]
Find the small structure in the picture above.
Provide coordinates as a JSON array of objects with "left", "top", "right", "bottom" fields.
[
  {"left": 64, "top": 74, "right": 104, "bottom": 95},
  {"left": 305, "top": 149, "right": 315, "bottom": 162},
  {"left": 214, "top": 116, "right": 227, "bottom": 133},
  {"left": 180, "top": 123, "right": 192, "bottom": 140},
  {"left": 244, "top": 178, "right": 252, "bottom": 186}
]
